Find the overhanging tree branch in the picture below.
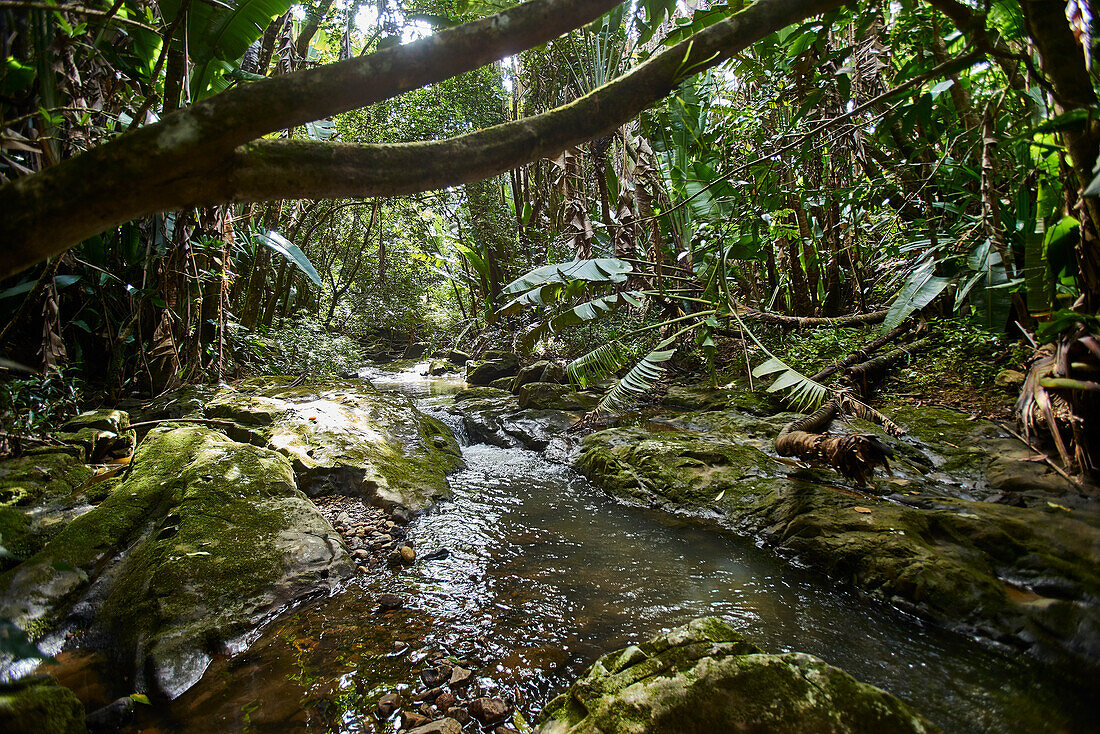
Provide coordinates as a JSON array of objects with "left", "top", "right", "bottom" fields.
[
  {"left": 0, "top": 0, "right": 620, "bottom": 278},
  {"left": 0, "top": 0, "right": 841, "bottom": 279}
]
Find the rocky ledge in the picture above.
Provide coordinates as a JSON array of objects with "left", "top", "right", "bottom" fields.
[
  {"left": 538, "top": 617, "right": 938, "bottom": 733},
  {"left": 575, "top": 382, "right": 1100, "bottom": 670}
]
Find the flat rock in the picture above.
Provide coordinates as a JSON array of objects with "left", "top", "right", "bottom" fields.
[{"left": 407, "top": 717, "right": 462, "bottom": 734}]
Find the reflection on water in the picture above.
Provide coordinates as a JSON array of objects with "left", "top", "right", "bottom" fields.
[{"left": 108, "top": 367, "right": 1095, "bottom": 732}]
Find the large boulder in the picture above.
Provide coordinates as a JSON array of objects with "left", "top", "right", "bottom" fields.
[
  {"left": 0, "top": 674, "right": 86, "bottom": 734},
  {"left": 514, "top": 360, "right": 566, "bottom": 391},
  {"left": 0, "top": 425, "right": 353, "bottom": 698},
  {"left": 576, "top": 405, "right": 1100, "bottom": 669},
  {"left": 192, "top": 379, "right": 464, "bottom": 514},
  {"left": 538, "top": 617, "right": 937, "bottom": 734},
  {"left": 465, "top": 351, "right": 520, "bottom": 386}
]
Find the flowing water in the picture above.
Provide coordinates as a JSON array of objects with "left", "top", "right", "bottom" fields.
[{"left": 93, "top": 367, "right": 1096, "bottom": 732}]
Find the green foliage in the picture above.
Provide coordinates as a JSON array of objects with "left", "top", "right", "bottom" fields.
[
  {"left": 228, "top": 318, "right": 366, "bottom": 376},
  {"left": 0, "top": 366, "right": 83, "bottom": 438}
]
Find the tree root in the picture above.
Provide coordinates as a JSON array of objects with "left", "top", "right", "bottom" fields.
[{"left": 740, "top": 309, "right": 889, "bottom": 328}]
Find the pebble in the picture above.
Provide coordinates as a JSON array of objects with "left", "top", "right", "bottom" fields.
[
  {"left": 420, "top": 664, "right": 452, "bottom": 688},
  {"left": 445, "top": 706, "right": 470, "bottom": 724},
  {"left": 448, "top": 666, "right": 473, "bottom": 687},
  {"left": 400, "top": 545, "right": 417, "bottom": 563},
  {"left": 313, "top": 495, "right": 417, "bottom": 574},
  {"left": 406, "top": 718, "right": 462, "bottom": 734},
  {"left": 435, "top": 692, "right": 456, "bottom": 710},
  {"left": 378, "top": 593, "right": 403, "bottom": 611},
  {"left": 401, "top": 711, "right": 431, "bottom": 729}
]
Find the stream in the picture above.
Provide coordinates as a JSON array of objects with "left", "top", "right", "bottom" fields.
[{"left": 81, "top": 367, "right": 1094, "bottom": 733}]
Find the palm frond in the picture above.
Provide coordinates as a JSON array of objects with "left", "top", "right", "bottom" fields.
[
  {"left": 566, "top": 340, "right": 633, "bottom": 388},
  {"left": 594, "top": 338, "right": 678, "bottom": 415},
  {"left": 733, "top": 309, "right": 832, "bottom": 412}
]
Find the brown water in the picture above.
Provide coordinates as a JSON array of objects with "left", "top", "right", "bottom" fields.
[{"left": 83, "top": 367, "right": 1097, "bottom": 732}]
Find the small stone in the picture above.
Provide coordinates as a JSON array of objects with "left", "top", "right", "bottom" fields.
[
  {"left": 406, "top": 718, "right": 462, "bottom": 734},
  {"left": 401, "top": 711, "right": 431, "bottom": 729},
  {"left": 353, "top": 549, "right": 370, "bottom": 560},
  {"left": 378, "top": 593, "right": 403, "bottom": 611},
  {"left": 357, "top": 565, "right": 369, "bottom": 573},
  {"left": 445, "top": 707, "right": 470, "bottom": 725},
  {"left": 420, "top": 664, "right": 452, "bottom": 688},
  {"left": 435, "top": 692, "right": 456, "bottom": 710},
  {"left": 86, "top": 695, "right": 135, "bottom": 731},
  {"left": 400, "top": 545, "right": 417, "bottom": 563},
  {"left": 448, "top": 666, "right": 473, "bottom": 687},
  {"left": 417, "top": 687, "right": 444, "bottom": 703},
  {"left": 387, "top": 550, "right": 404, "bottom": 567},
  {"left": 494, "top": 727, "right": 520, "bottom": 734},
  {"left": 376, "top": 692, "right": 402, "bottom": 718},
  {"left": 468, "top": 697, "right": 509, "bottom": 725}
]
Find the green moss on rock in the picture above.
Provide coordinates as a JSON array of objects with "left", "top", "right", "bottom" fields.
[
  {"left": 0, "top": 675, "right": 85, "bottom": 734},
  {"left": 538, "top": 617, "right": 938, "bottom": 734}
]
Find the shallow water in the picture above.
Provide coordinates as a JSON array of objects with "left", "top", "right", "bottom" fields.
[{"left": 100, "top": 366, "right": 1098, "bottom": 732}]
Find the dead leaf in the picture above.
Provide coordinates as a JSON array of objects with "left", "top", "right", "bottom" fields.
[{"left": 854, "top": 506, "right": 873, "bottom": 514}]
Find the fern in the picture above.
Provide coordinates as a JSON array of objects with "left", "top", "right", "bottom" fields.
[{"left": 594, "top": 338, "right": 677, "bottom": 415}]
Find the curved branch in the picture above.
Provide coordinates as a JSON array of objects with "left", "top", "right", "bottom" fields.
[
  {"left": 0, "top": 0, "right": 620, "bottom": 278},
  {"left": 0, "top": 0, "right": 841, "bottom": 278}
]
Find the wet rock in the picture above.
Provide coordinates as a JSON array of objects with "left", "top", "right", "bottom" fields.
[
  {"left": 202, "top": 380, "right": 464, "bottom": 514},
  {"left": 448, "top": 666, "right": 473, "bottom": 687},
  {"left": 387, "top": 550, "right": 404, "bottom": 567},
  {"left": 0, "top": 674, "right": 86, "bottom": 734},
  {"left": 85, "top": 696, "right": 134, "bottom": 731},
  {"left": 517, "top": 382, "right": 598, "bottom": 411},
  {"left": 422, "top": 547, "right": 450, "bottom": 561},
  {"left": 401, "top": 710, "right": 431, "bottom": 729},
  {"left": 537, "top": 617, "right": 938, "bottom": 734},
  {"left": 453, "top": 386, "right": 512, "bottom": 402},
  {"left": 489, "top": 376, "right": 518, "bottom": 392},
  {"left": 420, "top": 664, "right": 452, "bottom": 688},
  {"left": 495, "top": 727, "right": 520, "bottom": 734},
  {"left": 407, "top": 718, "right": 462, "bottom": 734},
  {"left": 400, "top": 545, "right": 416, "bottom": 563},
  {"left": 466, "top": 352, "right": 520, "bottom": 386},
  {"left": 428, "top": 360, "right": 453, "bottom": 376},
  {"left": 417, "top": 687, "right": 444, "bottom": 703},
  {"left": 469, "top": 697, "right": 510, "bottom": 725},
  {"left": 434, "top": 692, "right": 456, "bottom": 710},
  {"left": 445, "top": 707, "right": 470, "bottom": 724},
  {"left": 404, "top": 342, "right": 430, "bottom": 359},
  {"left": 1, "top": 426, "right": 353, "bottom": 699},
  {"left": 378, "top": 593, "right": 404, "bottom": 611},
  {"left": 445, "top": 349, "right": 471, "bottom": 366}
]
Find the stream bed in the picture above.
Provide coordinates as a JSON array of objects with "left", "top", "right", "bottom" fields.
[{"left": 83, "top": 367, "right": 1095, "bottom": 733}]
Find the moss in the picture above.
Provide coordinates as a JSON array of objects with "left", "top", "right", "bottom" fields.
[
  {"left": 517, "top": 382, "right": 598, "bottom": 411},
  {"left": 454, "top": 386, "right": 512, "bottom": 402},
  {"left": 0, "top": 452, "right": 94, "bottom": 507},
  {"left": 539, "top": 619, "right": 938, "bottom": 734},
  {"left": 0, "top": 675, "right": 86, "bottom": 734}
]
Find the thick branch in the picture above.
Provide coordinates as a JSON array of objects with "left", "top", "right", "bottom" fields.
[
  {"left": 740, "top": 308, "right": 889, "bottom": 328},
  {"left": 0, "top": 0, "right": 621, "bottom": 278},
  {"left": 213, "top": 0, "right": 843, "bottom": 203}
]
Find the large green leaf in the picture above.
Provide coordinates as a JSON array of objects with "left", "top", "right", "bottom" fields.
[
  {"left": 882, "top": 259, "right": 950, "bottom": 332},
  {"left": 254, "top": 230, "right": 321, "bottom": 286},
  {"left": 501, "top": 258, "right": 632, "bottom": 296},
  {"left": 159, "top": 0, "right": 295, "bottom": 99},
  {"left": 566, "top": 340, "right": 633, "bottom": 388},
  {"left": 523, "top": 291, "right": 644, "bottom": 348}
]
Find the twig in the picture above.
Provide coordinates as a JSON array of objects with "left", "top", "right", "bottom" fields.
[
  {"left": 128, "top": 417, "right": 242, "bottom": 430},
  {"left": 992, "top": 419, "right": 1083, "bottom": 487}
]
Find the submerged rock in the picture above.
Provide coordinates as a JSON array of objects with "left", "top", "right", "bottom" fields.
[
  {"left": 576, "top": 404, "right": 1100, "bottom": 669},
  {"left": 538, "top": 617, "right": 938, "bottom": 734}
]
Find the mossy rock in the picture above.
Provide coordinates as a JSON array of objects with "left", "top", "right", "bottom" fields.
[
  {"left": 0, "top": 675, "right": 86, "bottom": 734},
  {"left": 466, "top": 352, "right": 520, "bottom": 386},
  {"left": 662, "top": 380, "right": 782, "bottom": 416},
  {"left": 518, "top": 383, "right": 598, "bottom": 412},
  {"left": 93, "top": 425, "right": 353, "bottom": 698},
  {"left": 538, "top": 617, "right": 938, "bottom": 734},
  {"left": 206, "top": 381, "right": 463, "bottom": 514},
  {"left": 489, "top": 376, "right": 518, "bottom": 392},
  {"left": 0, "top": 452, "right": 96, "bottom": 570},
  {"left": 54, "top": 409, "right": 135, "bottom": 462}
]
